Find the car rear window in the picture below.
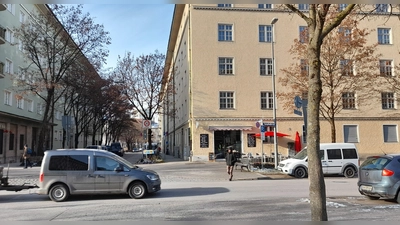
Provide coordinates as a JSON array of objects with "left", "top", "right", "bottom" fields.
[
  {"left": 49, "top": 155, "right": 89, "bottom": 171},
  {"left": 360, "top": 157, "right": 391, "bottom": 170}
]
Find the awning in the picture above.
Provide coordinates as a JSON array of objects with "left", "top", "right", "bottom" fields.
[
  {"left": 209, "top": 126, "right": 253, "bottom": 131},
  {"left": 255, "top": 131, "right": 290, "bottom": 137}
]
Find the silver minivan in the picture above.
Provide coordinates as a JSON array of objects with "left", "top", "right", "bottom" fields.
[{"left": 37, "top": 149, "right": 161, "bottom": 202}]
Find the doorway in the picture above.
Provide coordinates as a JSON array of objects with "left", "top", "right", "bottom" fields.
[{"left": 214, "top": 130, "right": 241, "bottom": 159}]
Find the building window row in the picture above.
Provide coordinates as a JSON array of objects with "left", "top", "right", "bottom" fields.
[
  {"left": 344, "top": 124, "right": 398, "bottom": 143},
  {"left": 216, "top": 4, "right": 390, "bottom": 13}
]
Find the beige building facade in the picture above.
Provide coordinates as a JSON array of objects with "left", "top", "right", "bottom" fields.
[{"left": 161, "top": 4, "right": 400, "bottom": 162}]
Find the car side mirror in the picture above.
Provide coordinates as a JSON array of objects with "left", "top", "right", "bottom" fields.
[{"left": 114, "top": 166, "right": 123, "bottom": 172}]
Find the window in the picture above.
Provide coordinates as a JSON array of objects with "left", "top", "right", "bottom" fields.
[
  {"left": 344, "top": 125, "right": 358, "bottom": 143},
  {"left": 376, "top": 4, "right": 388, "bottom": 13},
  {"left": 338, "top": 27, "right": 352, "bottom": 42},
  {"left": 218, "top": 24, "right": 233, "bottom": 41},
  {"left": 342, "top": 149, "right": 358, "bottom": 159},
  {"left": 299, "top": 26, "right": 308, "bottom": 43},
  {"left": 95, "top": 156, "right": 120, "bottom": 171},
  {"left": 49, "top": 155, "right": 89, "bottom": 171},
  {"left": 18, "top": 67, "right": 26, "bottom": 80},
  {"left": 259, "top": 25, "right": 272, "bottom": 43},
  {"left": 261, "top": 91, "right": 273, "bottom": 109},
  {"left": 5, "top": 28, "right": 14, "bottom": 43},
  {"left": 383, "top": 125, "right": 397, "bottom": 142},
  {"left": 20, "top": 11, "right": 26, "bottom": 23},
  {"left": 300, "top": 59, "right": 309, "bottom": 75},
  {"left": 218, "top": 57, "right": 234, "bottom": 75},
  {"left": 381, "top": 92, "right": 395, "bottom": 109},
  {"left": 5, "top": 59, "right": 13, "bottom": 74},
  {"left": 327, "top": 149, "right": 342, "bottom": 160},
  {"left": 17, "top": 97, "right": 24, "bottom": 109},
  {"left": 260, "top": 58, "right": 273, "bottom": 75},
  {"left": 338, "top": 4, "right": 348, "bottom": 11},
  {"left": 217, "top": 4, "right": 232, "bottom": 7},
  {"left": 219, "top": 91, "right": 234, "bottom": 109},
  {"left": 18, "top": 39, "right": 24, "bottom": 51},
  {"left": 258, "top": 4, "right": 272, "bottom": 9},
  {"left": 37, "top": 103, "right": 43, "bottom": 114},
  {"left": 26, "top": 99, "right": 33, "bottom": 112},
  {"left": 4, "top": 91, "right": 12, "bottom": 106},
  {"left": 298, "top": 4, "right": 309, "bottom": 10},
  {"left": 6, "top": 4, "right": 15, "bottom": 15},
  {"left": 379, "top": 60, "right": 393, "bottom": 76},
  {"left": 377, "top": 28, "right": 391, "bottom": 44},
  {"left": 340, "top": 59, "right": 353, "bottom": 76},
  {"left": 342, "top": 92, "right": 356, "bottom": 109}
]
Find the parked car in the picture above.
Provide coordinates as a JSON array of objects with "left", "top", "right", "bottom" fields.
[
  {"left": 358, "top": 154, "right": 400, "bottom": 203},
  {"left": 109, "top": 142, "right": 124, "bottom": 157},
  {"left": 37, "top": 149, "right": 161, "bottom": 202},
  {"left": 278, "top": 143, "right": 359, "bottom": 178}
]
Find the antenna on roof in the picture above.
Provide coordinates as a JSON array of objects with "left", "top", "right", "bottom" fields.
[{"left": 381, "top": 149, "right": 387, "bottom": 155}]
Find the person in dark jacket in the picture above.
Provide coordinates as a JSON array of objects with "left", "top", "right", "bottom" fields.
[{"left": 225, "top": 146, "right": 236, "bottom": 181}]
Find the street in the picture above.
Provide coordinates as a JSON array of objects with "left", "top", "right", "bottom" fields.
[{"left": 0, "top": 152, "right": 399, "bottom": 221}]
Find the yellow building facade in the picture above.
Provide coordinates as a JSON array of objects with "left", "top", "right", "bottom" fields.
[{"left": 161, "top": 4, "right": 400, "bottom": 162}]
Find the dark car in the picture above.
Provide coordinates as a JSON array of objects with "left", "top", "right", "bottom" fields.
[
  {"left": 109, "top": 142, "right": 124, "bottom": 157},
  {"left": 358, "top": 154, "right": 400, "bottom": 203}
]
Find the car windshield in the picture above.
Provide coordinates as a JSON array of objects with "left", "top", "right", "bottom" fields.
[
  {"left": 360, "top": 157, "right": 391, "bottom": 170},
  {"left": 294, "top": 148, "right": 308, "bottom": 160}
]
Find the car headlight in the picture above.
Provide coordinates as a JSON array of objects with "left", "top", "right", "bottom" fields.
[{"left": 147, "top": 174, "right": 159, "bottom": 181}]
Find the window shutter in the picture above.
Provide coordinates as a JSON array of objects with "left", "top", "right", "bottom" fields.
[
  {"left": 383, "top": 125, "right": 397, "bottom": 142},
  {"left": 344, "top": 125, "right": 358, "bottom": 143}
]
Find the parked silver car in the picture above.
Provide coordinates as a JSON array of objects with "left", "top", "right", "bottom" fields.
[
  {"left": 37, "top": 149, "right": 161, "bottom": 202},
  {"left": 358, "top": 154, "right": 400, "bottom": 203}
]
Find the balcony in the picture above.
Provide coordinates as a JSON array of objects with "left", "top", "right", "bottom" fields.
[
  {"left": 0, "top": 26, "right": 5, "bottom": 45},
  {"left": 0, "top": 4, "right": 6, "bottom": 11},
  {"left": 0, "top": 62, "right": 4, "bottom": 79}
]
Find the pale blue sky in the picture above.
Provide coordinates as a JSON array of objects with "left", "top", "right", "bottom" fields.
[{"left": 81, "top": 4, "right": 175, "bottom": 70}]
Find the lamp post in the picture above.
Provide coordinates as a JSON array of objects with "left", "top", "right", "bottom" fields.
[{"left": 271, "top": 17, "right": 279, "bottom": 169}]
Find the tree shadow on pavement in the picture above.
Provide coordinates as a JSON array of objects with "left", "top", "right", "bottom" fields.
[{"left": 147, "top": 187, "right": 229, "bottom": 199}]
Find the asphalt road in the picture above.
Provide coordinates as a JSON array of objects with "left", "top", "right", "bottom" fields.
[{"left": 1, "top": 152, "right": 399, "bottom": 221}]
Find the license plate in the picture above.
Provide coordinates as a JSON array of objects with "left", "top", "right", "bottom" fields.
[{"left": 361, "top": 185, "right": 372, "bottom": 191}]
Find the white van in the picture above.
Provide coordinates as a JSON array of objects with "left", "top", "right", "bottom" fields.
[{"left": 278, "top": 143, "right": 359, "bottom": 178}]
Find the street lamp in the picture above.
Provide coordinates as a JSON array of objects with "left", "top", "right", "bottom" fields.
[{"left": 271, "top": 17, "right": 278, "bottom": 169}]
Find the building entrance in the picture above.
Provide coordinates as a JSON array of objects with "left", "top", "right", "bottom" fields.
[{"left": 214, "top": 130, "right": 241, "bottom": 159}]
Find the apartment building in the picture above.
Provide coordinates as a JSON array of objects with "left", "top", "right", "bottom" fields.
[
  {"left": 0, "top": 4, "right": 96, "bottom": 163},
  {"left": 161, "top": 4, "right": 400, "bottom": 162}
]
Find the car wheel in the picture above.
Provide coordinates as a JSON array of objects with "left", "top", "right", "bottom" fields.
[
  {"left": 128, "top": 182, "right": 147, "bottom": 199},
  {"left": 396, "top": 191, "right": 400, "bottom": 204},
  {"left": 367, "top": 196, "right": 380, "bottom": 200},
  {"left": 294, "top": 167, "right": 307, "bottom": 178},
  {"left": 344, "top": 166, "right": 356, "bottom": 178},
  {"left": 49, "top": 184, "right": 69, "bottom": 202}
]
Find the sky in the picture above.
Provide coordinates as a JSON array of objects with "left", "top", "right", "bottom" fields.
[{"left": 81, "top": 4, "right": 175, "bottom": 70}]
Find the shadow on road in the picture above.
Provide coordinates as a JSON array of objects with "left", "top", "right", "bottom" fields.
[{"left": 148, "top": 187, "right": 229, "bottom": 199}]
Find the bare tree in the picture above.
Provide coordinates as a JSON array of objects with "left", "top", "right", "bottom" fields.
[
  {"left": 284, "top": 4, "right": 356, "bottom": 221},
  {"left": 279, "top": 10, "right": 381, "bottom": 142},
  {"left": 113, "top": 51, "right": 165, "bottom": 149},
  {"left": 13, "top": 4, "right": 110, "bottom": 154}
]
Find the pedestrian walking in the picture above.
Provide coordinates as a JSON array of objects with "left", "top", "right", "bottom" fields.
[
  {"left": 225, "top": 146, "right": 237, "bottom": 181},
  {"left": 23, "top": 144, "right": 32, "bottom": 169}
]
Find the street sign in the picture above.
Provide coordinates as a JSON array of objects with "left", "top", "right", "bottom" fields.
[
  {"left": 143, "top": 120, "right": 151, "bottom": 129},
  {"left": 294, "top": 109, "right": 302, "bottom": 116},
  {"left": 263, "top": 123, "right": 275, "bottom": 127},
  {"left": 294, "top": 95, "right": 302, "bottom": 108},
  {"left": 260, "top": 125, "right": 265, "bottom": 132},
  {"left": 256, "top": 121, "right": 261, "bottom": 128}
]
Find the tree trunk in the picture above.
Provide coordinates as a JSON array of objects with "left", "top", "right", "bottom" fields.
[
  {"left": 329, "top": 118, "right": 336, "bottom": 143},
  {"left": 308, "top": 34, "right": 327, "bottom": 220}
]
